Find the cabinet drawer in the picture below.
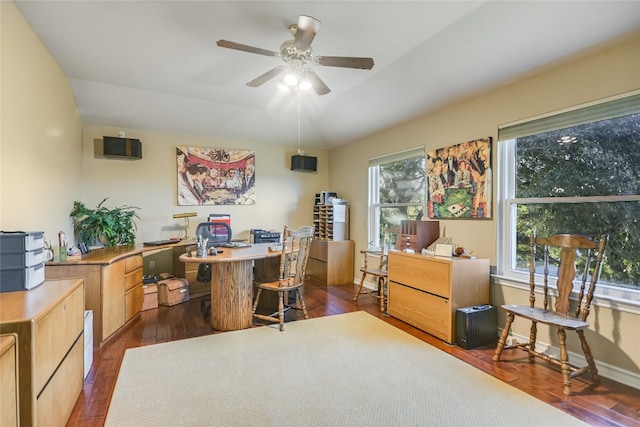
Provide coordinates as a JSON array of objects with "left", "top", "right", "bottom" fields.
[
  {"left": 36, "top": 335, "right": 83, "bottom": 427},
  {"left": 389, "top": 252, "right": 450, "bottom": 297},
  {"left": 124, "top": 267, "right": 143, "bottom": 291},
  {"left": 124, "top": 255, "right": 143, "bottom": 273},
  {"left": 309, "top": 240, "right": 328, "bottom": 262},
  {"left": 306, "top": 258, "right": 328, "bottom": 283},
  {"left": 388, "top": 281, "right": 451, "bottom": 342},
  {"left": 125, "top": 283, "right": 144, "bottom": 322},
  {"left": 34, "top": 284, "right": 83, "bottom": 394}
]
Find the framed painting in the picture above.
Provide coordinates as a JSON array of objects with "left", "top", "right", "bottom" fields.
[
  {"left": 177, "top": 146, "right": 255, "bottom": 205},
  {"left": 426, "top": 137, "right": 492, "bottom": 219}
]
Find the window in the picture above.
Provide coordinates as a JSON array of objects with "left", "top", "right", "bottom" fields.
[
  {"left": 498, "top": 92, "right": 640, "bottom": 295},
  {"left": 368, "top": 147, "right": 426, "bottom": 248}
]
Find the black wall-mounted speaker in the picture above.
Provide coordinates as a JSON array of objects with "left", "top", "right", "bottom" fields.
[
  {"left": 291, "top": 155, "right": 317, "bottom": 172},
  {"left": 103, "top": 136, "right": 142, "bottom": 160}
]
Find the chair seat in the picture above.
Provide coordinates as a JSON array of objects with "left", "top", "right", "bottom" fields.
[
  {"left": 256, "top": 281, "right": 303, "bottom": 292},
  {"left": 359, "top": 267, "right": 387, "bottom": 277},
  {"left": 501, "top": 304, "right": 589, "bottom": 330}
]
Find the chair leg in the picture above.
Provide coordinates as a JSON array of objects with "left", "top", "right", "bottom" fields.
[
  {"left": 278, "top": 291, "right": 285, "bottom": 332},
  {"left": 528, "top": 321, "right": 538, "bottom": 362},
  {"left": 353, "top": 272, "right": 367, "bottom": 302},
  {"left": 558, "top": 328, "right": 573, "bottom": 395},
  {"left": 297, "top": 289, "right": 309, "bottom": 319},
  {"left": 252, "top": 288, "right": 262, "bottom": 315},
  {"left": 577, "top": 329, "right": 601, "bottom": 387},
  {"left": 378, "top": 277, "right": 385, "bottom": 312},
  {"left": 493, "top": 312, "right": 514, "bottom": 362}
]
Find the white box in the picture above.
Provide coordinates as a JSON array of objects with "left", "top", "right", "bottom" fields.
[{"left": 84, "top": 310, "right": 93, "bottom": 379}]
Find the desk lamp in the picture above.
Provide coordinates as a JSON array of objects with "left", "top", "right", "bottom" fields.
[{"left": 173, "top": 212, "right": 197, "bottom": 240}]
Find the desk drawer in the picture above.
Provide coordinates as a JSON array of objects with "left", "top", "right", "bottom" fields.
[
  {"left": 124, "top": 267, "right": 143, "bottom": 291},
  {"left": 388, "top": 281, "right": 450, "bottom": 342},
  {"left": 125, "top": 283, "right": 144, "bottom": 322},
  {"left": 389, "top": 252, "right": 450, "bottom": 297},
  {"left": 124, "top": 255, "right": 143, "bottom": 273}
]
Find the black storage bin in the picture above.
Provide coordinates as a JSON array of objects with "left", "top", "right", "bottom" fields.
[{"left": 456, "top": 304, "right": 497, "bottom": 349}]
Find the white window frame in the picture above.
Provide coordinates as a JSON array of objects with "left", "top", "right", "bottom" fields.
[{"left": 496, "top": 91, "right": 640, "bottom": 310}]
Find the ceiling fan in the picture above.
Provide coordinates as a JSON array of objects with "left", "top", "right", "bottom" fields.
[{"left": 217, "top": 15, "right": 374, "bottom": 95}]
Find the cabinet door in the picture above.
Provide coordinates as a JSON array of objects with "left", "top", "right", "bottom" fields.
[
  {"left": 125, "top": 284, "right": 144, "bottom": 322},
  {"left": 388, "top": 281, "right": 451, "bottom": 342},
  {"left": 102, "top": 260, "right": 125, "bottom": 340}
]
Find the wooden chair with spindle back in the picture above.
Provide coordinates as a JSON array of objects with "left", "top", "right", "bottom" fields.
[
  {"left": 353, "top": 249, "right": 389, "bottom": 312},
  {"left": 252, "top": 225, "right": 314, "bottom": 331},
  {"left": 493, "top": 233, "right": 608, "bottom": 395}
]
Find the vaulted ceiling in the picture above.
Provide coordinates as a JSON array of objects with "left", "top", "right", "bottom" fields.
[{"left": 15, "top": 1, "right": 640, "bottom": 149}]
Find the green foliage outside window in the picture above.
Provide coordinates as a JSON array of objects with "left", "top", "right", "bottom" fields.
[{"left": 515, "top": 113, "right": 640, "bottom": 289}]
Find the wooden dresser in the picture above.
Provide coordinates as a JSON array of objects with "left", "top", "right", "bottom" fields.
[
  {"left": 46, "top": 246, "right": 144, "bottom": 347},
  {"left": 387, "top": 251, "right": 489, "bottom": 343},
  {"left": 307, "top": 240, "right": 355, "bottom": 286},
  {"left": 0, "top": 279, "right": 84, "bottom": 426}
]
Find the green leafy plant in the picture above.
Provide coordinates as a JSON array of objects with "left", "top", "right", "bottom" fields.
[{"left": 70, "top": 198, "right": 140, "bottom": 247}]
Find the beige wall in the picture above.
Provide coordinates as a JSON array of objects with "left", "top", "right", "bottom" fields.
[
  {"left": 81, "top": 124, "right": 328, "bottom": 243},
  {"left": 1, "top": 0, "right": 83, "bottom": 241},
  {"left": 330, "top": 34, "right": 640, "bottom": 385}
]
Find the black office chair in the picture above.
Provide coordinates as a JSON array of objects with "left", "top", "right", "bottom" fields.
[
  {"left": 194, "top": 222, "right": 232, "bottom": 316},
  {"left": 195, "top": 222, "right": 232, "bottom": 247}
]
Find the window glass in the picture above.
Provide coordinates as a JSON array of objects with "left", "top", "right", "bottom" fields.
[
  {"left": 499, "top": 94, "right": 640, "bottom": 292},
  {"left": 368, "top": 150, "right": 425, "bottom": 248}
]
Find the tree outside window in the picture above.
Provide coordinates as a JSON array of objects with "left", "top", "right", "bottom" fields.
[
  {"left": 369, "top": 150, "right": 426, "bottom": 249},
  {"left": 500, "top": 99, "right": 640, "bottom": 291}
]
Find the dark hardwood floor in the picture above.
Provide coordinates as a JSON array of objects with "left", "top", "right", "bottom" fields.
[{"left": 67, "top": 279, "right": 640, "bottom": 427}]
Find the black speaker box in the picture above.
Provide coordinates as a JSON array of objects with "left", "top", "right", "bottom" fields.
[
  {"left": 291, "top": 155, "right": 317, "bottom": 172},
  {"left": 103, "top": 136, "right": 142, "bottom": 160},
  {"left": 456, "top": 304, "right": 497, "bottom": 349}
]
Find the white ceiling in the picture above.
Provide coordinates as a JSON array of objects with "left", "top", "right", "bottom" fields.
[{"left": 15, "top": 1, "right": 640, "bottom": 150}]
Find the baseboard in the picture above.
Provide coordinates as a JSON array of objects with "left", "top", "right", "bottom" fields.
[{"left": 501, "top": 330, "right": 640, "bottom": 390}]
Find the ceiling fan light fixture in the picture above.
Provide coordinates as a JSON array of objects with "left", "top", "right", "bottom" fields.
[
  {"left": 284, "top": 72, "right": 298, "bottom": 86},
  {"left": 299, "top": 80, "right": 312, "bottom": 91}
]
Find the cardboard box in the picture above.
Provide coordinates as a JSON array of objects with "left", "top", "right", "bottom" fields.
[
  {"left": 157, "top": 278, "right": 189, "bottom": 306},
  {"left": 142, "top": 283, "right": 158, "bottom": 311}
]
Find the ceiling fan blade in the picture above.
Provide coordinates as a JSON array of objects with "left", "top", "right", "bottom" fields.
[
  {"left": 304, "top": 69, "right": 331, "bottom": 95},
  {"left": 294, "top": 15, "right": 321, "bottom": 51},
  {"left": 246, "top": 67, "right": 285, "bottom": 87},
  {"left": 316, "top": 56, "right": 374, "bottom": 70},
  {"left": 217, "top": 39, "right": 278, "bottom": 57}
]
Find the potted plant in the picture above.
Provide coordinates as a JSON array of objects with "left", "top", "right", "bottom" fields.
[{"left": 70, "top": 198, "right": 140, "bottom": 247}]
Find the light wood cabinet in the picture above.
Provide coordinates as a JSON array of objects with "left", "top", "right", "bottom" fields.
[
  {"left": 307, "top": 240, "right": 354, "bottom": 285},
  {"left": 387, "top": 251, "right": 489, "bottom": 343},
  {"left": 46, "top": 252, "right": 143, "bottom": 347},
  {"left": 172, "top": 245, "right": 210, "bottom": 297},
  {"left": 0, "top": 334, "right": 19, "bottom": 427},
  {"left": 0, "top": 279, "right": 84, "bottom": 426},
  {"left": 124, "top": 255, "right": 144, "bottom": 322}
]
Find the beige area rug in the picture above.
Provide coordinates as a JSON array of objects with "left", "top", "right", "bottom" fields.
[{"left": 105, "top": 311, "right": 586, "bottom": 427}]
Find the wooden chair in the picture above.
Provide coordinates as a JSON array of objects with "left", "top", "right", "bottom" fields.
[
  {"left": 493, "top": 233, "right": 608, "bottom": 395},
  {"left": 252, "top": 225, "right": 313, "bottom": 331},
  {"left": 353, "top": 249, "right": 389, "bottom": 312}
]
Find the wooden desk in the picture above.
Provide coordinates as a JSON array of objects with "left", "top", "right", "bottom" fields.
[
  {"left": 179, "top": 243, "right": 280, "bottom": 331},
  {"left": 45, "top": 242, "right": 189, "bottom": 347}
]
